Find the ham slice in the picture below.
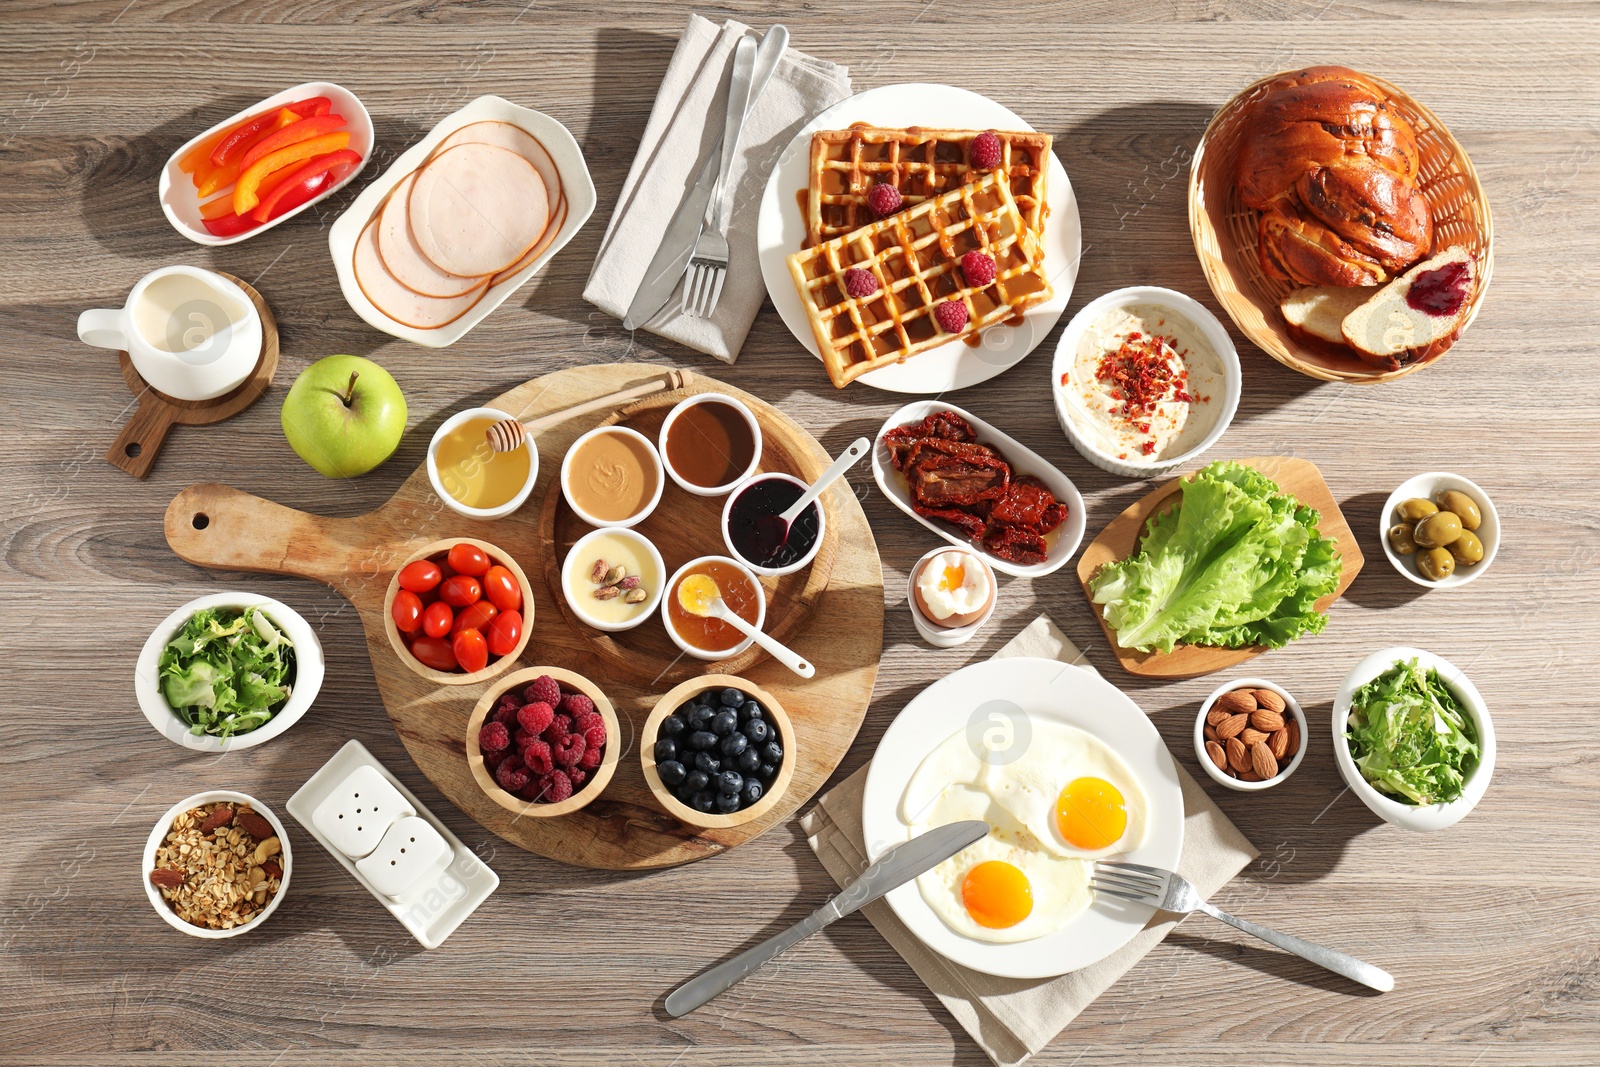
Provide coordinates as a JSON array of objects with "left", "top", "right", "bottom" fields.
[
  {"left": 376, "top": 172, "right": 488, "bottom": 298},
  {"left": 409, "top": 142, "right": 548, "bottom": 277},
  {"left": 353, "top": 217, "right": 487, "bottom": 330},
  {"left": 434, "top": 121, "right": 563, "bottom": 207},
  {"left": 491, "top": 194, "right": 568, "bottom": 286}
]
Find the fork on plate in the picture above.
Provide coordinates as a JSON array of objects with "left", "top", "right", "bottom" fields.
[
  {"left": 1091, "top": 861, "right": 1394, "bottom": 992},
  {"left": 682, "top": 35, "right": 756, "bottom": 319}
]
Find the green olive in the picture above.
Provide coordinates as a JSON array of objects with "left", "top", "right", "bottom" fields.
[
  {"left": 1436, "top": 490, "right": 1482, "bottom": 531},
  {"left": 1448, "top": 529, "right": 1484, "bottom": 565},
  {"left": 1387, "top": 522, "right": 1418, "bottom": 555},
  {"left": 1417, "top": 547, "right": 1456, "bottom": 581},
  {"left": 1414, "top": 511, "right": 1463, "bottom": 548},
  {"left": 1396, "top": 497, "right": 1438, "bottom": 522}
]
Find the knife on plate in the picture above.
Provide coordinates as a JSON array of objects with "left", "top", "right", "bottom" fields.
[
  {"left": 622, "top": 25, "right": 789, "bottom": 330},
  {"left": 663, "top": 819, "right": 989, "bottom": 1017}
]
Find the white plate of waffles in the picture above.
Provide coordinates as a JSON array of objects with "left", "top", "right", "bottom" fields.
[{"left": 758, "top": 83, "right": 1081, "bottom": 392}]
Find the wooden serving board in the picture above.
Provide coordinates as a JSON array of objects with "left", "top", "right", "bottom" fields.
[
  {"left": 1075, "top": 456, "right": 1363, "bottom": 679},
  {"left": 162, "top": 363, "right": 884, "bottom": 869}
]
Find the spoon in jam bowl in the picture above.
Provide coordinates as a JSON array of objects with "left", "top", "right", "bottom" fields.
[
  {"left": 677, "top": 574, "right": 814, "bottom": 678},
  {"left": 748, "top": 437, "right": 870, "bottom": 559}
]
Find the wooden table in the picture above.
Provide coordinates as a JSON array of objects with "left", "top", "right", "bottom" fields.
[{"left": 3, "top": 3, "right": 1596, "bottom": 1064}]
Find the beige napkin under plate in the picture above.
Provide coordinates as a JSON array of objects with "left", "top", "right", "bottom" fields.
[
  {"left": 801, "top": 616, "right": 1259, "bottom": 1067},
  {"left": 584, "top": 14, "right": 852, "bottom": 362}
]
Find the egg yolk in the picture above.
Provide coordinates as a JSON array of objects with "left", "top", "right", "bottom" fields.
[
  {"left": 961, "top": 860, "right": 1033, "bottom": 929},
  {"left": 1055, "top": 777, "right": 1128, "bottom": 851},
  {"left": 937, "top": 562, "right": 967, "bottom": 592}
]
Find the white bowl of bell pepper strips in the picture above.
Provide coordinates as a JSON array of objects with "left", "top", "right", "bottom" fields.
[{"left": 159, "top": 81, "right": 373, "bottom": 246}]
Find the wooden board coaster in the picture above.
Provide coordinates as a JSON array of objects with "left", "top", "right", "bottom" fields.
[{"left": 107, "top": 271, "right": 279, "bottom": 478}]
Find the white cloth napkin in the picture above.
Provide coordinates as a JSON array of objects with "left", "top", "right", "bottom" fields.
[
  {"left": 584, "top": 14, "right": 851, "bottom": 362},
  {"left": 801, "top": 616, "right": 1260, "bottom": 1067}
]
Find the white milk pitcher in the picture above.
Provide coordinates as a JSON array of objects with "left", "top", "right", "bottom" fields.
[{"left": 78, "top": 266, "right": 262, "bottom": 401}]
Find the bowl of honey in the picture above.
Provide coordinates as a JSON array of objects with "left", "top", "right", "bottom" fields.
[
  {"left": 658, "top": 393, "right": 762, "bottom": 497},
  {"left": 427, "top": 407, "right": 538, "bottom": 520},
  {"left": 661, "top": 556, "right": 767, "bottom": 662}
]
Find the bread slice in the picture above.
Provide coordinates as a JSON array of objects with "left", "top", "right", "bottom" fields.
[
  {"left": 1281, "top": 285, "right": 1378, "bottom": 344},
  {"left": 1340, "top": 246, "right": 1475, "bottom": 361}
]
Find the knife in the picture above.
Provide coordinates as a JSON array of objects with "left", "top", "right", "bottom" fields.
[
  {"left": 663, "top": 819, "right": 989, "bottom": 1017},
  {"left": 623, "top": 25, "right": 789, "bottom": 330}
]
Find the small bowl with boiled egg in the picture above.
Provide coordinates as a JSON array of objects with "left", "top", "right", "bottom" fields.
[
  {"left": 907, "top": 546, "right": 997, "bottom": 648},
  {"left": 1193, "top": 678, "right": 1307, "bottom": 792}
]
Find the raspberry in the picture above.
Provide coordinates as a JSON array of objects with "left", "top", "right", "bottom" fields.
[
  {"left": 522, "top": 739, "right": 554, "bottom": 776},
  {"left": 517, "top": 701, "right": 554, "bottom": 735},
  {"left": 495, "top": 758, "right": 530, "bottom": 793},
  {"left": 566, "top": 767, "right": 587, "bottom": 789},
  {"left": 843, "top": 267, "right": 879, "bottom": 299},
  {"left": 542, "top": 770, "right": 573, "bottom": 804},
  {"left": 524, "top": 676, "right": 561, "bottom": 707},
  {"left": 513, "top": 727, "right": 538, "bottom": 748},
  {"left": 543, "top": 713, "right": 572, "bottom": 743},
  {"left": 552, "top": 733, "right": 587, "bottom": 768},
  {"left": 484, "top": 748, "right": 510, "bottom": 773},
  {"left": 478, "top": 721, "right": 511, "bottom": 753},
  {"left": 582, "top": 723, "right": 607, "bottom": 752},
  {"left": 960, "top": 251, "right": 996, "bottom": 287},
  {"left": 558, "top": 693, "right": 596, "bottom": 719},
  {"left": 492, "top": 703, "right": 520, "bottom": 729},
  {"left": 866, "top": 182, "right": 902, "bottom": 217},
  {"left": 934, "top": 300, "right": 969, "bottom": 333},
  {"left": 578, "top": 742, "right": 603, "bottom": 771},
  {"left": 969, "top": 130, "right": 1002, "bottom": 169},
  {"left": 572, "top": 711, "right": 604, "bottom": 737},
  {"left": 517, "top": 778, "right": 547, "bottom": 802}
]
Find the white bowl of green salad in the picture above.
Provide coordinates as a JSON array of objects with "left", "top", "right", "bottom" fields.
[
  {"left": 135, "top": 593, "right": 324, "bottom": 751},
  {"left": 1332, "top": 646, "right": 1494, "bottom": 832}
]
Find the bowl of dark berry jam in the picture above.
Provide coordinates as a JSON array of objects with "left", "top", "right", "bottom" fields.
[{"left": 720, "top": 472, "right": 826, "bottom": 576}]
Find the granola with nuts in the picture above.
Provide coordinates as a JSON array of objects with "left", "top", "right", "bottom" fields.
[{"left": 149, "top": 801, "right": 283, "bottom": 930}]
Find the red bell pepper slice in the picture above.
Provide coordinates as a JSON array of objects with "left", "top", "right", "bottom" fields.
[
  {"left": 249, "top": 148, "right": 360, "bottom": 222},
  {"left": 208, "top": 96, "right": 331, "bottom": 167},
  {"left": 238, "top": 113, "right": 347, "bottom": 171},
  {"left": 200, "top": 211, "right": 261, "bottom": 238},
  {"left": 195, "top": 109, "right": 300, "bottom": 196},
  {"left": 233, "top": 131, "right": 350, "bottom": 214}
]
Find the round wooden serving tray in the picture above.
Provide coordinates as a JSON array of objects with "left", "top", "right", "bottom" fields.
[
  {"left": 161, "top": 363, "right": 884, "bottom": 869},
  {"left": 1189, "top": 68, "right": 1493, "bottom": 384}
]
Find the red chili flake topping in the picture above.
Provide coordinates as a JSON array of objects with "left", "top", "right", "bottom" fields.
[{"left": 1095, "top": 332, "right": 1188, "bottom": 424}]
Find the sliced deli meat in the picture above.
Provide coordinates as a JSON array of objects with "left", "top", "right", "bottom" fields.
[
  {"left": 377, "top": 172, "right": 489, "bottom": 298},
  {"left": 409, "top": 142, "right": 549, "bottom": 277},
  {"left": 434, "top": 121, "right": 563, "bottom": 207},
  {"left": 491, "top": 194, "right": 569, "bottom": 286},
  {"left": 353, "top": 217, "right": 488, "bottom": 330}
]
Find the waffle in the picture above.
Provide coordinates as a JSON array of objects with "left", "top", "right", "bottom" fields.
[
  {"left": 805, "top": 126, "right": 1051, "bottom": 247},
  {"left": 787, "top": 171, "right": 1053, "bottom": 389}
]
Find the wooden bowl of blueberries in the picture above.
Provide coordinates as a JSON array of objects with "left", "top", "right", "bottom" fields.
[{"left": 641, "top": 675, "right": 795, "bottom": 829}]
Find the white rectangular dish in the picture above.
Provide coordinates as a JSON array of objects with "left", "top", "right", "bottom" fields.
[
  {"left": 872, "top": 400, "right": 1086, "bottom": 578},
  {"left": 160, "top": 81, "right": 375, "bottom": 247},
  {"left": 286, "top": 739, "right": 497, "bottom": 949},
  {"left": 328, "top": 94, "right": 596, "bottom": 348}
]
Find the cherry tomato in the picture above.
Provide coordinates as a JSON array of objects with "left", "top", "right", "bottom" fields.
[
  {"left": 451, "top": 599, "right": 498, "bottom": 636},
  {"left": 452, "top": 628, "right": 489, "bottom": 673},
  {"left": 439, "top": 574, "right": 482, "bottom": 608},
  {"left": 422, "top": 600, "right": 454, "bottom": 639},
  {"left": 408, "top": 635, "right": 459, "bottom": 672},
  {"left": 398, "top": 559, "right": 442, "bottom": 593},
  {"left": 482, "top": 565, "right": 522, "bottom": 612},
  {"left": 446, "top": 542, "right": 491, "bottom": 577},
  {"left": 391, "top": 589, "right": 424, "bottom": 634},
  {"left": 487, "top": 609, "right": 522, "bottom": 657}
]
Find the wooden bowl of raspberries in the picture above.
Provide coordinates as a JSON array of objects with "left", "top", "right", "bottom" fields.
[{"left": 466, "top": 666, "right": 619, "bottom": 817}]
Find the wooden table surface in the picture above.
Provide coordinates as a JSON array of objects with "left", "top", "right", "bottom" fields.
[{"left": 3, "top": 3, "right": 1596, "bottom": 1064}]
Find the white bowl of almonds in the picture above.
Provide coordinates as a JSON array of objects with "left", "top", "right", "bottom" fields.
[
  {"left": 142, "top": 791, "right": 291, "bottom": 938},
  {"left": 1193, "top": 678, "right": 1307, "bottom": 792}
]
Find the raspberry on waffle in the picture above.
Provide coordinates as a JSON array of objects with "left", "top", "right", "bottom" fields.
[
  {"left": 805, "top": 126, "right": 1051, "bottom": 248},
  {"left": 786, "top": 172, "right": 1053, "bottom": 389}
]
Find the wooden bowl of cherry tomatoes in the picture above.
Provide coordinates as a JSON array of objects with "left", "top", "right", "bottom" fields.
[{"left": 382, "top": 538, "right": 533, "bottom": 686}]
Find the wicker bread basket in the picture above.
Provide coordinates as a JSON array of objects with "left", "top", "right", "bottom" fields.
[{"left": 1189, "top": 68, "right": 1493, "bottom": 383}]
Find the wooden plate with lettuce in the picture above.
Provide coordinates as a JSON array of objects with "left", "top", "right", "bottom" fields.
[{"left": 1076, "top": 458, "right": 1363, "bottom": 678}]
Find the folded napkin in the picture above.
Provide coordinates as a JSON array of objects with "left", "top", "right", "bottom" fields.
[
  {"left": 801, "top": 616, "right": 1259, "bottom": 1067},
  {"left": 584, "top": 14, "right": 852, "bottom": 362}
]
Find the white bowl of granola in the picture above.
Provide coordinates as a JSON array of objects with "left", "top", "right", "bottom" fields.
[{"left": 142, "top": 790, "right": 291, "bottom": 938}]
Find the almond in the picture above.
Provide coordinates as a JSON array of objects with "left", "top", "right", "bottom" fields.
[
  {"left": 1226, "top": 736, "right": 1249, "bottom": 774},
  {"left": 1205, "top": 740, "right": 1227, "bottom": 771},
  {"left": 1216, "top": 690, "right": 1257, "bottom": 716},
  {"left": 1216, "top": 713, "right": 1248, "bottom": 740},
  {"left": 1240, "top": 727, "right": 1269, "bottom": 747},
  {"left": 1285, "top": 719, "right": 1301, "bottom": 757},
  {"left": 1250, "top": 741, "right": 1278, "bottom": 779},
  {"left": 1268, "top": 726, "right": 1289, "bottom": 760},
  {"left": 198, "top": 806, "right": 234, "bottom": 834},
  {"left": 235, "top": 811, "right": 275, "bottom": 841},
  {"left": 149, "top": 867, "right": 184, "bottom": 889},
  {"left": 1238, "top": 767, "right": 1263, "bottom": 782},
  {"left": 1206, "top": 706, "right": 1231, "bottom": 727},
  {"left": 1203, "top": 724, "right": 1218, "bottom": 743},
  {"left": 1253, "top": 689, "right": 1286, "bottom": 715},
  {"left": 1250, "top": 708, "right": 1285, "bottom": 733}
]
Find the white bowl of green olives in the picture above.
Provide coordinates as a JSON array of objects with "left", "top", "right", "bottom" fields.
[{"left": 1380, "top": 473, "right": 1499, "bottom": 589}]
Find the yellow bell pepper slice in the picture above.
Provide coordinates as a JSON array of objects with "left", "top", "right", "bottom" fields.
[{"left": 232, "top": 131, "right": 350, "bottom": 215}]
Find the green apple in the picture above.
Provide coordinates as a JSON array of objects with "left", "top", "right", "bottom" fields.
[{"left": 281, "top": 355, "right": 407, "bottom": 478}]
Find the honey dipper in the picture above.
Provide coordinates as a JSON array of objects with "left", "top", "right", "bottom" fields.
[{"left": 486, "top": 369, "right": 692, "bottom": 453}]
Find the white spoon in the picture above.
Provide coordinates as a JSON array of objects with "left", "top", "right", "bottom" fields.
[
  {"left": 678, "top": 576, "right": 814, "bottom": 679},
  {"left": 749, "top": 437, "right": 871, "bottom": 558}
]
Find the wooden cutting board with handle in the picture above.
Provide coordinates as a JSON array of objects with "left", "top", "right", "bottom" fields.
[{"left": 163, "top": 363, "right": 884, "bottom": 869}]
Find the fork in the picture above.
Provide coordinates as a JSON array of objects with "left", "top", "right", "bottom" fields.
[
  {"left": 682, "top": 34, "right": 757, "bottom": 319},
  {"left": 1091, "top": 861, "right": 1394, "bottom": 992}
]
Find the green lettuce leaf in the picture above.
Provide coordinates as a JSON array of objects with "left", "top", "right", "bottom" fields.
[
  {"left": 1346, "top": 658, "right": 1479, "bottom": 804},
  {"left": 157, "top": 606, "right": 296, "bottom": 738}
]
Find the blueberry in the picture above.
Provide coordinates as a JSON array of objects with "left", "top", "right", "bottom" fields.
[
  {"left": 737, "top": 699, "right": 763, "bottom": 722},
  {"left": 741, "top": 719, "right": 770, "bottom": 745},
  {"left": 676, "top": 784, "right": 699, "bottom": 804},
  {"left": 715, "top": 792, "right": 742, "bottom": 814},
  {"left": 716, "top": 770, "right": 744, "bottom": 795},
  {"left": 741, "top": 779, "right": 764, "bottom": 805},
  {"left": 761, "top": 740, "right": 784, "bottom": 765},
  {"left": 653, "top": 738, "right": 677, "bottom": 763},
  {"left": 661, "top": 715, "right": 688, "bottom": 739},
  {"left": 736, "top": 748, "right": 761, "bottom": 773},
  {"left": 691, "top": 790, "right": 716, "bottom": 813},
  {"left": 658, "top": 759, "right": 688, "bottom": 786},
  {"left": 687, "top": 704, "right": 715, "bottom": 730},
  {"left": 684, "top": 769, "right": 710, "bottom": 794},
  {"left": 693, "top": 751, "right": 722, "bottom": 775},
  {"left": 687, "top": 730, "right": 718, "bottom": 752},
  {"left": 720, "top": 687, "right": 744, "bottom": 707},
  {"left": 711, "top": 709, "right": 738, "bottom": 736},
  {"left": 758, "top": 762, "right": 777, "bottom": 780},
  {"left": 719, "top": 732, "right": 748, "bottom": 757}
]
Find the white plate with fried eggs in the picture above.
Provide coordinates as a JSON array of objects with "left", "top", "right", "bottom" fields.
[{"left": 861, "top": 656, "right": 1183, "bottom": 977}]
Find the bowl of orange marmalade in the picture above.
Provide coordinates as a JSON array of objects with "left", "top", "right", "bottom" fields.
[{"left": 661, "top": 556, "right": 766, "bottom": 661}]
